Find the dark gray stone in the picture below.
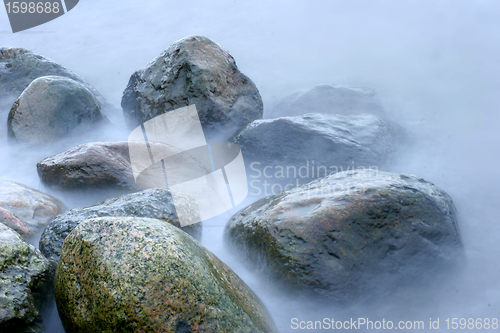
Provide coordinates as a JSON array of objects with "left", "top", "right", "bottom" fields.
[
  {"left": 122, "top": 35, "right": 263, "bottom": 141},
  {"left": 37, "top": 141, "right": 143, "bottom": 192},
  {"left": 39, "top": 189, "right": 203, "bottom": 265},
  {"left": 37, "top": 140, "right": 208, "bottom": 193},
  {"left": 233, "top": 113, "right": 405, "bottom": 187},
  {"left": 225, "top": 170, "right": 464, "bottom": 302}
]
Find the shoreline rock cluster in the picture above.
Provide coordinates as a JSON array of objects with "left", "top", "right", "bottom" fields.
[{"left": 0, "top": 35, "right": 464, "bottom": 332}]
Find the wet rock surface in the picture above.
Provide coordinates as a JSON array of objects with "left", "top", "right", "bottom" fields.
[
  {"left": 36, "top": 140, "right": 207, "bottom": 193},
  {"left": 225, "top": 170, "right": 464, "bottom": 302},
  {"left": 0, "top": 47, "right": 110, "bottom": 116},
  {"left": 233, "top": 113, "right": 405, "bottom": 182},
  {"left": 0, "top": 223, "right": 52, "bottom": 333},
  {"left": 0, "top": 181, "right": 66, "bottom": 238},
  {"left": 122, "top": 35, "right": 263, "bottom": 140},
  {"left": 0, "top": 207, "right": 32, "bottom": 238},
  {"left": 39, "top": 189, "right": 203, "bottom": 265},
  {"left": 37, "top": 141, "right": 143, "bottom": 192},
  {"left": 7, "top": 76, "right": 105, "bottom": 145},
  {"left": 269, "top": 84, "right": 386, "bottom": 118},
  {"left": 55, "top": 216, "right": 277, "bottom": 333}
]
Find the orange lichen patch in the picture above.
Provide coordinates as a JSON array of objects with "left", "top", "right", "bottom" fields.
[{"left": 7, "top": 199, "right": 28, "bottom": 209}]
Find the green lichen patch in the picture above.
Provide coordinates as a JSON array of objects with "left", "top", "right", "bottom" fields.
[{"left": 55, "top": 217, "right": 276, "bottom": 333}]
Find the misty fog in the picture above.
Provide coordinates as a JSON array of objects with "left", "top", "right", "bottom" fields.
[{"left": 1, "top": 0, "right": 499, "bottom": 332}]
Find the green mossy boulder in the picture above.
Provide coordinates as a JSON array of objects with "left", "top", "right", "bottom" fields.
[
  {"left": 55, "top": 217, "right": 276, "bottom": 333},
  {"left": 0, "top": 224, "right": 52, "bottom": 333}
]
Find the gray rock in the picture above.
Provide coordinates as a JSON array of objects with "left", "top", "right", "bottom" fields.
[
  {"left": 0, "top": 223, "right": 52, "bottom": 333},
  {"left": 233, "top": 113, "right": 405, "bottom": 189},
  {"left": 122, "top": 35, "right": 263, "bottom": 141},
  {"left": 39, "top": 189, "right": 203, "bottom": 265},
  {"left": 7, "top": 76, "right": 106, "bottom": 145},
  {"left": 225, "top": 170, "right": 464, "bottom": 302},
  {"left": 37, "top": 141, "right": 142, "bottom": 192},
  {"left": 269, "top": 84, "right": 385, "bottom": 118},
  {"left": 55, "top": 216, "right": 277, "bottom": 333},
  {"left": 0, "top": 47, "right": 110, "bottom": 117},
  {"left": 37, "top": 140, "right": 208, "bottom": 192},
  {"left": 0, "top": 181, "right": 66, "bottom": 238}
]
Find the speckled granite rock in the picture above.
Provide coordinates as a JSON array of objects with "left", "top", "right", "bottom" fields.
[
  {"left": 269, "top": 84, "right": 385, "bottom": 118},
  {"left": 122, "top": 35, "right": 263, "bottom": 141},
  {"left": 0, "top": 223, "right": 52, "bottom": 333},
  {"left": 225, "top": 170, "right": 464, "bottom": 302},
  {"left": 0, "top": 47, "right": 110, "bottom": 116},
  {"left": 55, "top": 217, "right": 277, "bottom": 333},
  {"left": 7, "top": 76, "right": 106, "bottom": 145},
  {"left": 39, "top": 189, "right": 202, "bottom": 265},
  {"left": 0, "top": 181, "right": 66, "bottom": 238}
]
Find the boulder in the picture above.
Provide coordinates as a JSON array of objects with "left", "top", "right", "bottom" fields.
[
  {"left": 7, "top": 76, "right": 106, "bottom": 145},
  {"left": 122, "top": 35, "right": 263, "bottom": 141},
  {"left": 0, "top": 223, "right": 52, "bottom": 333},
  {"left": 0, "top": 181, "right": 66, "bottom": 238},
  {"left": 0, "top": 207, "right": 32, "bottom": 238},
  {"left": 55, "top": 217, "right": 277, "bottom": 333},
  {"left": 37, "top": 141, "right": 142, "bottom": 192},
  {"left": 0, "top": 47, "right": 110, "bottom": 116},
  {"left": 225, "top": 170, "right": 464, "bottom": 302},
  {"left": 233, "top": 113, "right": 405, "bottom": 191},
  {"left": 269, "top": 84, "right": 385, "bottom": 118},
  {"left": 39, "top": 189, "right": 203, "bottom": 265},
  {"left": 37, "top": 140, "right": 207, "bottom": 192}
]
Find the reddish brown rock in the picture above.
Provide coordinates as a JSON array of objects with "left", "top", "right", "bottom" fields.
[
  {"left": 0, "top": 181, "right": 66, "bottom": 237},
  {"left": 0, "top": 207, "right": 32, "bottom": 237}
]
